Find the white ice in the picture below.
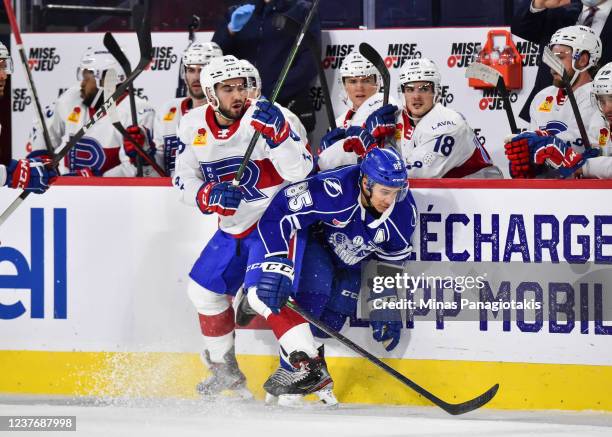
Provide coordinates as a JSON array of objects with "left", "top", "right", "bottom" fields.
[{"left": 0, "top": 396, "right": 611, "bottom": 437}]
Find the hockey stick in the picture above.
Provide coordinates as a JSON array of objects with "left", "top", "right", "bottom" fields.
[
  {"left": 175, "top": 15, "right": 200, "bottom": 98},
  {"left": 359, "top": 42, "right": 390, "bottom": 106},
  {"left": 0, "top": 10, "right": 152, "bottom": 227},
  {"left": 465, "top": 63, "right": 519, "bottom": 134},
  {"left": 286, "top": 301, "right": 500, "bottom": 415},
  {"left": 232, "top": 0, "right": 321, "bottom": 186},
  {"left": 541, "top": 46, "right": 591, "bottom": 149},
  {"left": 104, "top": 30, "right": 166, "bottom": 177},
  {"left": 3, "top": 0, "right": 55, "bottom": 158},
  {"left": 102, "top": 68, "right": 167, "bottom": 177},
  {"left": 278, "top": 13, "right": 336, "bottom": 129}
]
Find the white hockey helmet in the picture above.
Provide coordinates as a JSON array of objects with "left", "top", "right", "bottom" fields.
[
  {"left": 181, "top": 42, "right": 222, "bottom": 78},
  {"left": 398, "top": 57, "right": 442, "bottom": 102},
  {"left": 239, "top": 59, "right": 261, "bottom": 99},
  {"left": 76, "top": 47, "right": 126, "bottom": 88},
  {"left": 591, "top": 62, "right": 612, "bottom": 113},
  {"left": 339, "top": 51, "right": 381, "bottom": 86},
  {"left": 549, "top": 25, "right": 602, "bottom": 83},
  {"left": 202, "top": 55, "right": 249, "bottom": 109},
  {"left": 0, "top": 41, "right": 13, "bottom": 74}
]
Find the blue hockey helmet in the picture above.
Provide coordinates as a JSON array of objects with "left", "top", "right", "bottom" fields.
[{"left": 360, "top": 147, "right": 408, "bottom": 202}]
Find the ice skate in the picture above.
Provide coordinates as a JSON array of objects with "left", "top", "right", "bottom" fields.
[
  {"left": 197, "top": 348, "right": 253, "bottom": 401},
  {"left": 263, "top": 350, "right": 338, "bottom": 407}
]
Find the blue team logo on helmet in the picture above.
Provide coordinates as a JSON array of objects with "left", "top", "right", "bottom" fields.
[{"left": 360, "top": 148, "right": 409, "bottom": 201}]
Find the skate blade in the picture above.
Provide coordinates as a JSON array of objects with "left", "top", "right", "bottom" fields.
[
  {"left": 315, "top": 387, "right": 339, "bottom": 408},
  {"left": 265, "top": 392, "right": 339, "bottom": 409}
]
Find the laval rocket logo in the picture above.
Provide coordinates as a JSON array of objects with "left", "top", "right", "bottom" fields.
[
  {"left": 149, "top": 46, "right": 178, "bottom": 71},
  {"left": 447, "top": 41, "right": 482, "bottom": 68},
  {"left": 478, "top": 88, "right": 519, "bottom": 111},
  {"left": 323, "top": 44, "right": 355, "bottom": 69},
  {"left": 12, "top": 88, "right": 31, "bottom": 112},
  {"left": 28, "top": 47, "right": 61, "bottom": 71},
  {"left": 384, "top": 43, "right": 422, "bottom": 69}
]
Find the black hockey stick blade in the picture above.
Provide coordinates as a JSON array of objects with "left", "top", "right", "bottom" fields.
[
  {"left": 0, "top": 10, "right": 152, "bottom": 227},
  {"left": 286, "top": 301, "right": 499, "bottom": 415},
  {"left": 232, "top": 0, "right": 321, "bottom": 185},
  {"left": 359, "top": 42, "right": 390, "bottom": 105},
  {"left": 496, "top": 76, "right": 519, "bottom": 134},
  {"left": 277, "top": 13, "right": 336, "bottom": 129},
  {"left": 104, "top": 30, "right": 145, "bottom": 174},
  {"left": 542, "top": 46, "right": 591, "bottom": 149}
]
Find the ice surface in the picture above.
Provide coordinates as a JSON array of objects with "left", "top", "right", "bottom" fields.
[{"left": 0, "top": 396, "right": 611, "bottom": 437}]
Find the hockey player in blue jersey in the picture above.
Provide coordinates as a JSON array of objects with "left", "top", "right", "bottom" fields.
[{"left": 242, "top": 147, "right": 417, "bottom": 405}]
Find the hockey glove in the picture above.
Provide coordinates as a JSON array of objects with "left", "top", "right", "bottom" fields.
[
  {"left": 319, "top": 127, "right": 346, "bottom": 152},
  {"left": 228, "top": 4, "right": 255, "bottom": 32},
  {"left": 5, "top": 159, "right": 57, "bottom": 194},
  {"left": 256, "top": 257, "right": 294, "bottom": 314},
  {"left": 196, "top": 181, "right": 243, "bottom": 216},
  {"left": 26, "top": 149, "right": 53, "bottom": 163},
  {"left": 505, "top": 131, "right": 600, "bottom": 178},
  {"left": 123, "top": 125, "right": 151, "bottom": 163},
  {"left": 365, "top": 104, "right": 398, "bottom": 140},
  {"left": 343, "top": 126, "right": 378, "bottom": 158},
  {"left": 370, "top": 319, "right": 402, "bottom": 352},
  {"left": 251, "top": 100, "right": 292, "bottom": 149}
]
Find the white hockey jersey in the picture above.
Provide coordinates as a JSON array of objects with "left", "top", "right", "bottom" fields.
[
  {"left": 395, "top": 103, "right": 494, "bottom": 178},
  {"left": 28, "top": 85, "right": 155, "bottom": 176},
  {"left": 0, "top": 122, "right": 5, "bottom": 186},
  {"left": 174, "top": 100, "right": 313, "bottom": 235},
  {"left": 582, "top": 112, "right": 612, "bottom": 178},
  {"left": 529, "top": 83, "right": 598, "bottom": 152},
  {"left": 154, "top": 97, "right": 194, "bottom": 175},
  {"left": 318, "top": 93, "right": 391, "bottom": 171}
]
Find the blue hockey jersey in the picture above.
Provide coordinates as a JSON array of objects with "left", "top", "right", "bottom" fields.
[{"left": 257, "top": 165, "right": 417, "bottom": 268}]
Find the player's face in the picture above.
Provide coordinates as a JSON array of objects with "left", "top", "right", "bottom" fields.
[
  {"left": 596, "top": 94, "right": 612, "bottom": 124},
  {"left": 362, "top": 180, "right": 402, "bottom": 213},
  {"left": 80, "top": 70, "right": 99, "bottom": 106},
  {"left": 343, "top": 75, "right": 378, "bottom": 109},
  {"left": 550, "top": 44, "right": 580, "bottom": 87},
  {"left": 0, "top": 59, "right": 8, "bottom": 98},
  {"left": 215, "top": 78, "right": 248, "bottom": 119},
  {"left": 403, "top": 81, "right": 435, "bottom": 118},
  {"left": 185, "top": 65, "right": 205, "bottom": 100}
]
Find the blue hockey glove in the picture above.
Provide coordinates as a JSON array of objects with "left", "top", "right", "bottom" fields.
[
  {"left": 319, "top": 127, "right": 346, "bottom": 152},
  {"left": 370, "top": 320, "right": 402, "bottom": 351},
  {"left": 5, "top": 158, "right": 57, "bottom": 194},
  {"left": 256, "top": 257, "right": 295, "bottom": 314},
  {"left": 228, "top": 4, "right": 255, "bottom": 33},
  {"left": 365, "top": 104, "right": 398, "bottom": 140},
  {"left": 196, "top": 181, "right": 243, "bottom": 216},
  {"left": 251, "top": 100, "right": 293, "bottom": 148}
]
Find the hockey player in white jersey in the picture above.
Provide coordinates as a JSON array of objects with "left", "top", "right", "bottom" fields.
[
  {"left": 239, "top": 59, "right": 262, "bottom": 99},
  {"left": 363, "top": 58, "right": 500, "bottom": 178},
  {"left": 528, "top": 25, "right": 601, "bottom": 151},
  {"left": 27, "top": 47, "right": 155, "bottom": 177},
  {"left": 0, "top": 41, "right": 56, "bottom": 193},
  {"left": 173, "top": 55, "right": 313, "bottom": 398},
  {"left": 505, "top": 62, "right": 612, "bottom": 179},
  {"left": 154, "top": 42, "right": 222, "bottom": 175},
  {"left": 317, "top": 51, "right": 396, "bottom": 171}
]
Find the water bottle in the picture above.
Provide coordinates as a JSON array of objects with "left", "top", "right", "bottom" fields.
[
  {"left": 475, "top": 48, "right": 490, "bottom": 65},
  {"left": 490, "top": 46, "right": 501, "bottom": 65},
  {"left": 499, "top": 45, "right": 515, "bottom": 66}
]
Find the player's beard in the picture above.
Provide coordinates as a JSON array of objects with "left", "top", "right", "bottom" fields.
[
  {"left": 188, "top": 82, "right": 205, "bottom": 100},
  {"left": 218, "top": 99, "right": 245, "bottom": 122}
]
